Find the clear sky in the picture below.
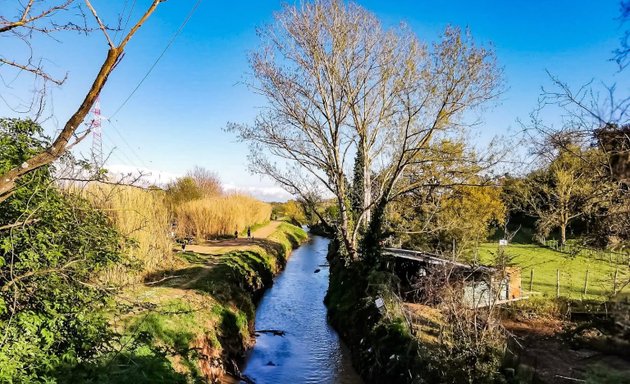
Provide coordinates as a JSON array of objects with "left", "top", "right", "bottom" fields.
[{"left": 2, "top": 1, "right": 628, "bottom": 201}]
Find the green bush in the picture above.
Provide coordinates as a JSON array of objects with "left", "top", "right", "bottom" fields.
[{"left": 0, "top": 119, "right": 124, "bottom": 382}]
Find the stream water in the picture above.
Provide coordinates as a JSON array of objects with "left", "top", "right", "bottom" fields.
[{"left": 241, "top": 235, "right": 363, "bottom": 384}]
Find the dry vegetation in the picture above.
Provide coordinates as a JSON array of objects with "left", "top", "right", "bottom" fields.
[
  {"left": 65, "top": 168, "right": 273, "bottom": 285},
  {"left": 175, "top": 194, "right": 271, "bottom": 240},
  {"left": 74, "top": 183, "right": 175, "bottom": 284}
]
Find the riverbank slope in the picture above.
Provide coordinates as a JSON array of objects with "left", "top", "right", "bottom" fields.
[{"left": 103, "top": 222, "right": 307, "bottom": 383}]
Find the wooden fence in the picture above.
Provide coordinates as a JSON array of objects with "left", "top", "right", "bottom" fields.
[{"left": 524, "top": 266, "right": 628, "bottom": 299}]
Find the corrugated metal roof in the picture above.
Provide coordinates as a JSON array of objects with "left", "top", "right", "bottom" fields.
[{"left": 383, "top": 247, "right": 496, "bottom": 274}]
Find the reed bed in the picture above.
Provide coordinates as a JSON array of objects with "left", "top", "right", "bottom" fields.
[
  {"left": 175, "top": 193, "right": 271, "bottom": 240},
  {"left": 75, "top": 183, "right": 174, "bottom": 284}
]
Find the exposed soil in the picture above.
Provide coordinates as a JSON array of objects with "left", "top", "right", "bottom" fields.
[
  {"left": 504, "top": 317, "right": 630, "bottom": 383},
  {"left": 251, "top": 220, "right": 281, "bottom": 238}
]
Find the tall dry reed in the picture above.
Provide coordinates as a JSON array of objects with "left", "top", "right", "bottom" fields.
[
  {"left": 75, "top": 183, "right": 174, "bottom": 284},
  {"left": 176, "top": 193, "right": 271, "bottom": 239}
]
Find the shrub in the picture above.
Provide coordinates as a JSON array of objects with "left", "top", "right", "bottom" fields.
[
  {"left": 0, "top": 118, "right": 123, "bottom": 382},
  {"left": 165, "top": 176, "right": 202, "bottom": 207}
]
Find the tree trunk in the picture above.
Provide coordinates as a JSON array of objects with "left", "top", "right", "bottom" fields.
[
  {"left": 336, "top": 177, "right": 356, "bottom": 260},
  {"left": 0, "top": 47, "right": 122, "bottom": 203},
  {"left": 0, "top": 0, "right": 162, "bottom": 203},
  {"left": 560, "top": 223, "right": 567, "bottom": 245},
  {"left": 363, "top": 139, "right": 371, "bottom": 224}
]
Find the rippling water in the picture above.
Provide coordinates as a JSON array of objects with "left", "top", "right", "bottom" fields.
[{"left": 242, "top": 235, "right": 363, "bottom": 384}]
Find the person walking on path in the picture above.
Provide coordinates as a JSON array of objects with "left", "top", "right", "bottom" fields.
[{"left": 247, "top": 227, "right": 251, "bottom": 239}]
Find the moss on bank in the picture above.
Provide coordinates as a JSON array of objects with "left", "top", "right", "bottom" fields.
[
  {"left": 64, "top": 223, "right": 307, "bottom": 383},
  {"left": 325, "top": 249, "right": 426, "bottom": 383}
]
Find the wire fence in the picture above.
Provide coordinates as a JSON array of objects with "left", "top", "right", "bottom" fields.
[
  {"left": 544, "top": 240, "right": 630, "bottom": 265},
  {"left": 522, "top": 265, "right": 629, "bottom": 300}
]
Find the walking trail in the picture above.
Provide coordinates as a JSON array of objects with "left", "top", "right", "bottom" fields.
[
  {"left": 184, "top": 220, "right": 282, "bottom": 256},
  {"left": 179, "top": 220, "right": 283, "bottom": 289}
]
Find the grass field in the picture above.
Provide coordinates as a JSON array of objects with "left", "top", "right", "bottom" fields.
[{"left": 477, "top": 243, "right": 629, "bottom": 300}]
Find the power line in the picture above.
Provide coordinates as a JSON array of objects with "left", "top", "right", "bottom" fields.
[
  {"left": 118, "top": 0, "right": 138, "bottom": 45},
  {"left": 112, "top": 0, "right": 130, "bottom": 44},
  {"left": 109, "top": 0, "right": 203, "bottom": 120},
  {"left": 102, "top": 122, "right": 149, "bottom": 169},
  {"left": 101, "top": 131, "right": 140, "bottom": 168}
]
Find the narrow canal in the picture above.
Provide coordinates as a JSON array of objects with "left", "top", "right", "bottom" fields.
[{"left": 241, "top": 235, "right": 362, "bottom": 384}]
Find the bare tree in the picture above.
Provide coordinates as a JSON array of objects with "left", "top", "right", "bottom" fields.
[
  {"left": 614, "top": 0, "right": 630, "bottom": 69},
  {"left": 1, "top": 1, "right": 84, "bottom": 88},
  {"left": 186, "top": 166, "right": 223, "bottom": 197},
  {"left": 0, "top": 1, "right": 164, "bottom": 204},
  {"left": 523, "top": 73, "right": 629, "bottom": 245},
  {"left": 229, "top": 0, "right": 501, "bottom": 261},
  {"left": 528, "top": 74, "right": 629, "bottom": 175}
]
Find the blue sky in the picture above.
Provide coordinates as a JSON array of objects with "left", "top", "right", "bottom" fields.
[{"left": 2, "top": 1, "right": 628, "bottom": 200}]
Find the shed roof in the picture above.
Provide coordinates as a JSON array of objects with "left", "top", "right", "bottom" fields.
[{"left": 383, "top": 247, "right": 496, "bottom": 274}]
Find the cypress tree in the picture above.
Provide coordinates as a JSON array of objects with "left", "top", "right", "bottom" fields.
[{"left": 351, "top": 139, "right": 365, "bottom": 219}]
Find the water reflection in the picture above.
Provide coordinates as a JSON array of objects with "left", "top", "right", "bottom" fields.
[{"left": 242, "top": 235, "right": 362, "bottom": 384}]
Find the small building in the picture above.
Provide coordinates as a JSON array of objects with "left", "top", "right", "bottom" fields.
[{"left": 383, "top": 248, "right": 524, "bottom": 308}]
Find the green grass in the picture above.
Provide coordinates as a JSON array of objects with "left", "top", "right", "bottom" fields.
[
  {"left": 477, "top": 243, "right": 629, "bottom": 300},
  {"left": 239, "top": 220, "right": 269, "bottom": 237},
  {"left": 268, "top": 222, "right": 308, "bottom": 253},
  {"left": 105, "top": 222, "right": 308, "bottom": 382}
]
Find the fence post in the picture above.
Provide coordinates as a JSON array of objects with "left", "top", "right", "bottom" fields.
[
  {"left": 556, "top": 269, "right": 560, "bottom": 298},
  {"left": 583, "top": 270, "right": 589, "bottom": 296},
  {"left": 529, "top": 269, "right": 534, "bottom": 293},
  {"left": 613, "top": 267, "right": 619, "bottom": 295}
]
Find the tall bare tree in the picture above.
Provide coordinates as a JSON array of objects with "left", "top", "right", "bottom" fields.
[
  {"left": 524, "top": 73, "right": 629, "bottom": 245},
  {"left": 614, "top": 0, "right": 630, "bottom": 69},
  {"left": 230, "top": 0, "right": 501, "bottom": 261},
  {"left": 0, "top": 0, "right": 164, "bottom": 203}
]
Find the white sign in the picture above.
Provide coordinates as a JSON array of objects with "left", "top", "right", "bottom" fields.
[
  {"left": 499, "top": 239, "right": 508, "bottom": 246},
  {"left": 375, "top": 297, "right": 385, "bottom": 309}
]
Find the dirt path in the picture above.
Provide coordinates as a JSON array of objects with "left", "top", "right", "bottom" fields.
[
  {"left": 184, "top": 221, "right": 282, "bottom": 255},
  {"left": 251, "top": 220, "right": 281, "bottom": 238}
]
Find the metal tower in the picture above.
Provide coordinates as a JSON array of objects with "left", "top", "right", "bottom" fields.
[{"left": 90, "top": 98, "right": 103, "bottom": 169}]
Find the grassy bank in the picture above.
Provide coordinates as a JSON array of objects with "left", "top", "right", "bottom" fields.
[
  {"left": 477, "top": 243, "right": 629, "bottom": 300},
  {"left": 72, "top": 222, "right": 307, "bottom": 383}
]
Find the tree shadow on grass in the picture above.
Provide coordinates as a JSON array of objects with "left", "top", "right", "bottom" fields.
[
  {"left": 124, "top": 230, "right": 305, "bottom": 382},
  {"left": 55, "top": 349, "right": 192, "bottom": 384},
  {"left": 143, "top": 239, "right": 289, "bottom": 324}
]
